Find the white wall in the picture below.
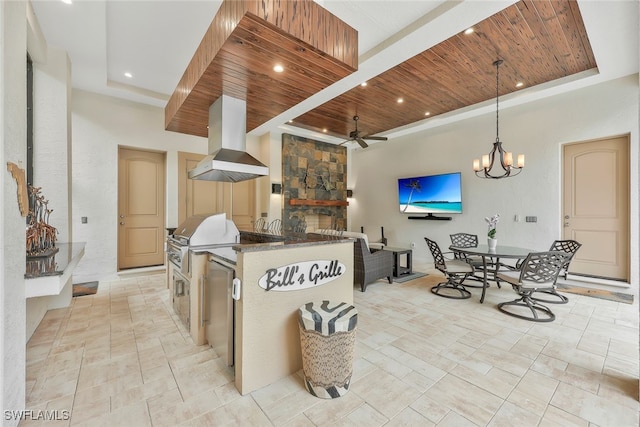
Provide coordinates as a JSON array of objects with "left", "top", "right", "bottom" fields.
[
  {"left": 266, "top": 132, "right": 284, "bottom": 222},
  {"left": 27, "top": 46, "right": 74, "bottom": 341},
  {"left": 349, "top": 75, "right": 639, "bottom": 286},
  {"left": 1, "top": 1, "right": 27, "bottom": 423},
  {"left": 33, "top": 47, "right": 72, "bottom": 242},
  {"left": 71, "top": 90, "right": 208, "bottom": 283}
]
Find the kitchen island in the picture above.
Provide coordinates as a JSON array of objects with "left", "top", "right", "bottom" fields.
[{"left": 189, "top": 232, "right": 354, "bottom": 395}]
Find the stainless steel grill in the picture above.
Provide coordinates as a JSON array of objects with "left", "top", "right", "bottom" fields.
[{"left": 167, "top": 213, "right": 239, "bottom": 275}]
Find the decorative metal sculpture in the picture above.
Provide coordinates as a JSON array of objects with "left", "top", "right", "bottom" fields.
[
  {"left": 304, "top": 164, "right": 335, "bottom": 191},
  {"left": 6, "top": 162, "right": 29, "bottom": 216},
  {"left": 26, "top": 186, "right": 58, "bottom": 257}
]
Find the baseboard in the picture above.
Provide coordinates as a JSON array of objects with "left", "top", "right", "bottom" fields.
[
  {"left": 564, "top": 274, "right": 630, "bottom": 289},
  {"left": 118, "top": 265, "right": 166, "bottom": 277}
]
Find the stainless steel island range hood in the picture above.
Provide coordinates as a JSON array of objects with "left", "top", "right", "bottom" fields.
[{"left": 189, "top": 95, "right": 268, "bottom": 182}]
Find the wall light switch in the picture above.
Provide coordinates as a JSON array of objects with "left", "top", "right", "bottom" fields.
[
  {"left": 81, "top": 216, "right": 88, "bottom": 224},
  {"left": 525, "top": 216, "right": 537, "bottom": 223},
  {"left": 514, "top": 214, "right": 521, "bottom": 222}
]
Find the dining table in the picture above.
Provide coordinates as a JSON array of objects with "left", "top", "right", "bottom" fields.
[{"left": 449, "top": 244, "right": 536, "bottom": 303}]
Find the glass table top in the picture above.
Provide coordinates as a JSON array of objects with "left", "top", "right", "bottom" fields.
[{"left": 449, "top": 244, "right": 536, "bottom": 258}]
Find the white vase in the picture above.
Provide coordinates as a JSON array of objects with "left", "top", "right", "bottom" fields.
[{"left": 487, "top": 238, "right": 498, "bottom": 250}]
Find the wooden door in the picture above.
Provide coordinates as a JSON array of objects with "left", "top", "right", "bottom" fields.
[
  {"left": 178, "top": 152, "right": 220, "bottom": 225},
  {"left": 177, "top": 151, "right": 255, "bottom": 229},
  {"left": 231, "top": 179, "right": 255, "bottom": 231},
  {"left": 118, "top": 147, "right": 166, "bottom": 269},
  {"left": 562, "top": 135, "right": 629, "bottom": 280}
]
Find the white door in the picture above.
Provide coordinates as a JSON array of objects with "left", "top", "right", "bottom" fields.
[{"left": 562, "top": 135, "right": 629, "bottom": 281}]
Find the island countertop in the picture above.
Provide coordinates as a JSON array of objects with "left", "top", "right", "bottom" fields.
[
  {"left": 190, "top": 231, "right": 353, "bottom": 263},
  {"left": 233, "top": 230, "right": 351, "bottom": 252}
]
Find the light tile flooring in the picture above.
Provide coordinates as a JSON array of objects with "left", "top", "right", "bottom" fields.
[{"left": 23, "top": 268, "right": 639, "bottom": 426}]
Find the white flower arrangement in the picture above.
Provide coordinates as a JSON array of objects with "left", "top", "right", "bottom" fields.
[{"left": 485, "top": 214, "right": 500, "bottom": 239}]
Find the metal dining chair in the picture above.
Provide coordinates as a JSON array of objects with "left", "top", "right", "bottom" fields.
[
  {"left": 530, "top": 239, "right": 582, "bottom": 304},
  {"left": 496, "top": 251, "right": 572, "bottom": 322},
  {"left": 425, "top": 237, "right": 474, "bottom": 299},
  {"left": 267, "top": 219, "right": 282, "bottom": 234},
  {"left": 449, "top": 233, "right": 486, "bottom": 287},
  {"left": 253, "top": 217, "right": 266, "bottom": 232},
  {"left": 292, "top": 219, "right": 307, "bottom": 234}
]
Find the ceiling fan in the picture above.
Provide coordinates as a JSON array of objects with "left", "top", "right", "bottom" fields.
[{"left": 339, "top": 115, "right": 388, "bottom": 148}]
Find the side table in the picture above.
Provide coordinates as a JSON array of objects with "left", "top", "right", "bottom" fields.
[{"left": 383, "top": 246, "right": 412, "bottom": 278}]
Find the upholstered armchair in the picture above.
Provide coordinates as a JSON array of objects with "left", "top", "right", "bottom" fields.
[{"left": 353, "top": 238, "right": 393, "bottom": 292}]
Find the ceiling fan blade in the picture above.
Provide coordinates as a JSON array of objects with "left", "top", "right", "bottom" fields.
[
  {"left": 356, "top": 138, "right": 369, "bottom": 148},
  {"left": 338, "top": 138, "right": 353, "bottom": 146},
  {"left": 362, "top": 135, "right": 388, "bottom": 141}
]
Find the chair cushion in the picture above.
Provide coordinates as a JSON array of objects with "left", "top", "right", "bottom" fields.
[
  {"left": 444, "top": 259, "right": 473, "bottom": 273},
  {"left": 369, "top": 242, "right": 385, "bottom": 250},
  {"left": 496, "top": 271, "right": 555, "bottom": 290},
  {"left": 496, "top": 271, "right": 520, "bottom": 285},
  {"left": 317, "top": 229, "right": 370, "bottom": 251}
]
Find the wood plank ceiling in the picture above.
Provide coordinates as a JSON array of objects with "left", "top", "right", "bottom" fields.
[
  {"left": 166, "top": 0, "right": 596, "bottom": 142},
  {"left": 165, "top": 0, "right": 358, "bottom": 138},
  {"left": 294, "top": 0, "right": 596, "bottom": 139}
]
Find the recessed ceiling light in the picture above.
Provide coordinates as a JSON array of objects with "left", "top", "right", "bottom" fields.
[
  {"left": 273, "top": 64, "right": 284, "bottom": 73},
  {"left": 397, "top": 98, "right": 404, "bottom": 104},
  {"left": 464, "top": 27, "right": 474, "bottom": 35},
  {"left": 61, "top": 0, "right": 72, "bottom": 4},
  {"left": 322, "top": 128, "right": 328, "bottom": 133},
  {"left": 360, "top": 82, "right": 367, "bottom": 87},
  {"left": 124, "top": 72, "right": 133, "bottom": 78},
  {"left": 425, "top": 112, "right": 431, "bottom": 116},
  {"left": 516, "top": 82, "right": 524, "bottom": 88}
]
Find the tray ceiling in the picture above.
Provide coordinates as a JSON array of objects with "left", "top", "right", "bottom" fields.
[{"left": 30, "top": 1, "right": 638, "bottom": 145}]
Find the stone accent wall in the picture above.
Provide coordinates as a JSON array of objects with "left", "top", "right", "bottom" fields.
[{"left": 282, "top": 134, "right": 347, "bottom": 232}]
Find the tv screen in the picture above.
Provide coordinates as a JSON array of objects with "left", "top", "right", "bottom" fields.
[{"left": 397, "top": 172, "right": 462, "bottom": 214}]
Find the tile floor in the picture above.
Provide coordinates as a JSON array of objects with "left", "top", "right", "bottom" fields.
[{"left": 22, "top": 267, "right": 639, "bottom": 426}]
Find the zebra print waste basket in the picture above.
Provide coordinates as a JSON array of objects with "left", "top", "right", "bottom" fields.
[{"left": 298, "top": 301, "right": 358, "bottom": 399}]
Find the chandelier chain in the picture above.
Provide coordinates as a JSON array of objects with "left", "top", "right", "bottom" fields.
[
  {"left": 496, "top": 60, "right": 500, "bottom": 143},
  {"left": 473, "top": 59, "right": 524, "bottom": 179}
]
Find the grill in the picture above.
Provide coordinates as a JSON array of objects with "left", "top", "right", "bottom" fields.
[{"left": 167, "top": 213, "right": 239, "bottom": 275}]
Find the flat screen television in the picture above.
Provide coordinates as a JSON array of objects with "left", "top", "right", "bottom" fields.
[{"left": 397, "top": 172, "right": 462, "bottom": 214}]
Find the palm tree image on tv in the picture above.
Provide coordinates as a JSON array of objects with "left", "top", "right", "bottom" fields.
[
  {"left": 401, "top": 179, "right": 421, "bottom": 212},
  {"left": 397, "top": 172, "right": 462, "bottom": 214}
]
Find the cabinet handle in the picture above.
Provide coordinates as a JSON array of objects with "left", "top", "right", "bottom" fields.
[
  {"left": 175, "top": 279, "right": 185, "bottom": 296},
  {"left": 200, "top": 275, "right": 206, "bottom": 327}
]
